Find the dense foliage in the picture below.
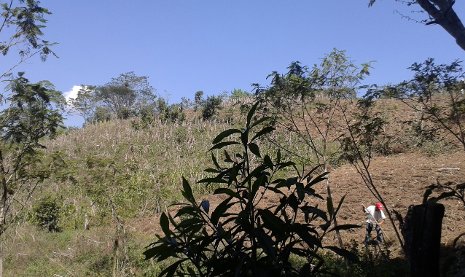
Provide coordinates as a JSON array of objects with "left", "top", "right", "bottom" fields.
[
  {"left": 70, "top": 72, "right": 157, "bottom": 123},
  {"left": 144, "top": 102, "right": 359, "bottom": 276}
]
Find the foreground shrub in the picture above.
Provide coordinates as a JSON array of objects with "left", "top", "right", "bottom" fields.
[
  {"left": 144, "top": 102, "right": 359, "bottom": 276},
  {"left": 33, "top": 196, "right": 61, "bottom": 232}
]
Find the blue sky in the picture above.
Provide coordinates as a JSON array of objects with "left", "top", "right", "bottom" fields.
[{"left": 3, "top": 1, "right": 465, "bottom": 126}]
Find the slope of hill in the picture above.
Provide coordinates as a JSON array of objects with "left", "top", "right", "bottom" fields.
[{"left": 3, "top": 98, "right": 464, "bottom": 276}]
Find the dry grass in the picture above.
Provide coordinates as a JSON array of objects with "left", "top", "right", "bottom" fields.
[{"left": 3, "top": 98, "right": 464, "bottom": 275}]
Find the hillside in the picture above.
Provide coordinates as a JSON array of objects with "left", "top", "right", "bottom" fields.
[{"left": 3, "top": 98, "right": 465, "bottom": 276}]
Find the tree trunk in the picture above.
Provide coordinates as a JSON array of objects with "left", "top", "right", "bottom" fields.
[
  {"left": 416, "top": 0, "right": 465, "bottom": 51},
  {"left": 404, "top": 203, "right": 445, "bottom": 277}
]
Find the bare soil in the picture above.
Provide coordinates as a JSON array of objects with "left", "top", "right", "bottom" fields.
[{"left": 134, "top": 151, "right": 465, "bottom": 254}]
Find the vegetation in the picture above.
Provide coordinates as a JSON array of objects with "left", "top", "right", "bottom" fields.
[
  {"left": 0, "top": 2, "right": 464, "bottom": 276},
  {"left": 32, "top": 195, "right": 61, "bottom": 232},
  {"left": 0, "top": 73, "right": 64, "bottom": 275},
  {"left": 144, "top": 103, "right": 359, "bottom": 276},
  {"left": 368, "top": 58, "right": 465, "bottom": 151},
  {"left": 3, "top": 55, "right": 457, "bottom": 276},
  {"left": 70, "top": 72, "right": 157, "bottom": 123},
  {"left": 0, "top": 0, "right": 55, "bottom": 80}
]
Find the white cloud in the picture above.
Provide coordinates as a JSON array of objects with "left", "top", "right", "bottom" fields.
[{"left": 64, "top": 85, "right": 82, "bottom": 102}]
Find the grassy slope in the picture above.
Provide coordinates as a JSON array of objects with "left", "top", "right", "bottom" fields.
[
  {"left": 4, "top": 99, "right": 465, "bottom": 276},
  {"left": 5, "top": 118, "right": 237, "bottom": 276}
]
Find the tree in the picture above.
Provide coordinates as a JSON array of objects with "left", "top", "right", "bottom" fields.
[
  {"left": 96, "top": 72, "right": 156, "bottom": 119},
  {"left": 1, "top": 0, "right": 56, "bottom": 80},
  {"left": 194, "top": 90, "right": 204, "bottom": 111},
  {"left": 0, "top": 2, "right": 59, "bottom": 275},
  {"left": 369, "top": 0, "right": 465, "bottom": 51},
  {"left": 69, "top": 73, "right": 157, "bottom": 122},
  {"left": 69, "top": 85, "right": 98, "bottom": 123},
  {"left": 338, "top": 96, "right": 405, "bottom": 248},
  {"left": 255, "top": 49, "right": 371, "bottom": 250},
  {"left": 368, "top": 58, "right": 465, "bottom": 151},
  {"left": 201, "top": 95, "right": 222, "bottom": 120},
  {"left": 229, "top": 88, "right": 251, "bottom": 104},
  {"left": 0, "top": 73, "right": 64, "bottom": 275}
]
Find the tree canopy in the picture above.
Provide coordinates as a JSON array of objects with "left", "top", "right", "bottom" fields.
[
  {"left": 0, "top": 0, "right": 55, "bottom": 80},
  {"left": 70, "top": 72, "right": 157, "bottom": 122}
]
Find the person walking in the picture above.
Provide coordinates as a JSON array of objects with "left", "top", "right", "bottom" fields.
[{"left": 363, "top": 202, "right": 386, "bottom": 244}]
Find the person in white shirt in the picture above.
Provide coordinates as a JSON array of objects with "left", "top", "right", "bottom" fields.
[{"left": 364, "top": 202, "right": 386, "bottom": 244}]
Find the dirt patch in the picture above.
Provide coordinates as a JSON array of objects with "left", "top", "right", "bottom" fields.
[
  {"left": 134, "top": 151, "right": 465, "bottom": 253},
  {"left": 325, "top": 151, "right": 465, "bottom": 251}
]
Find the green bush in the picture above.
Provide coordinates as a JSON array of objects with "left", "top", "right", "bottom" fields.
[
  {"left": 33, "top": 196, "right": 61, "bottom": 232},
  {"left": 201, "top": 95, "right": 222, "bottom": 120},
  {"left": 144, "top": 102, "right": 359, "bottom": 276}
]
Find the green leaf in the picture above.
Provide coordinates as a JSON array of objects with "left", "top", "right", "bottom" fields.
[
  {"left": 276, "top": 161, "right": 295, "bottom": 170},
  {"left": 246, "top": 101, "right": 260, "bottom": 128},
  {"left": 248, "top": 142, "right": 261, "bottom": 157},
  {"left": 211, "top": 153, "right": 221, "bottom": 169},
  {"left": 143, "top": 242, "right": 175, "bottom": 261},
  {"left": 186, "top": 266, "right": 197, "bottom": 276},
  {"left": 160, "top": 212, "right": 171, "bottom": 236},
  {"left": 306, "top": 171, "right": 328, "bottom": 188},
  {"left": 252, "top": 175, "right": 266, "bottom": 197},
  {"left": 214, "top": 187, "right": 240, "bottom": 198},
  {"left": 204, "top": 168, "right": 219, "bottom": 173},
  {"left": 287, "top": 194, "right": 299, "bottom": 212},
  {"left": 328, "top": 224, "right": 361, "bottom": 232},
  {"left": 436, "top": 191, "right": 457, "bottom": 201},
  {"left": 178, "top": 218, "right": 202, "bottom": 229},
  {"left": 333, "top": 194, "right": 347, "bottom": 218},
  {"left": 210, "top": 141, "right": 240, "bottom": 151},
  {"left": 159, "top": 259, "right": 186, "bottom": 277},
  {"left": 212, "top": 128, "right": 241, "bottom": 144},
  {"left": 240, "top": 130, "right": 248, "bottom": 146},
  {"left": 255, "top": 228, "right": 276, "bottom": 259},
  {"left": 301, "top": 206, "right": 328, "bottom": 222},
  {"left": 324, "top": 246, "right": 359, "bottom": 263},
  {"left": 223, "top": 150, "right": 233, "bottom": 163},
  {"left": 296, "top": 182, "right": 305, "bottom": 201},
  {"left": 182, "top": 177, "right": 195, "bottom": 203},
  {"left": 167, "top": 212, "right": 179, "bottom": 229},
  {"left": 251, "top": 126, "right": 275, "bottom": 142},
  {"left": 295, "top": 225, "right": 321, "bottom": 248},
  {"left": 302, "top": 165, "right": 322, "bottom": 180},
  {"left": 250, "top": 116, "right": 272, "bottom": 129},
  {"left": 242, "top": 164, "right": 268, "bottom": 185},
  {"left": 286, "top": 177, "right": 299, "bottom": 186},
  {"left": 264, "top": 155, "right": 273, "bottom": 168},
  {"left": 326, "top": 186, "right": 334, "bottom": 218},
  {"left": 211, "top": 197, "right": 233, "bottom": 225},
  {"left": 457, "top": 183, "right": 465, "bottom": 190},
  {"left": 175, "top": 205, "right": 197, "bottom": 218},
  {"left": 259, "top": 209, "right": 286, "bottom": 238}
]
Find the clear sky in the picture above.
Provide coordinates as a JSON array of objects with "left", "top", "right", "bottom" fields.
[{"left": 3, "top": 1, "right": 465, "bottom": 126}]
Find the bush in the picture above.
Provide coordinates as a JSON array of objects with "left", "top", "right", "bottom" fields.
[
  {"left": 201, "top": 95, "right": 222, "bottom": 120},
  {"left": 33, "top": 196, "right": 61, "bottom": 232},
  {"left": 91, "top": 106, "right": 112, "bottom": 123},
  {"left": 144, "top": 102, "right": 359, "bottom": 276}
]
